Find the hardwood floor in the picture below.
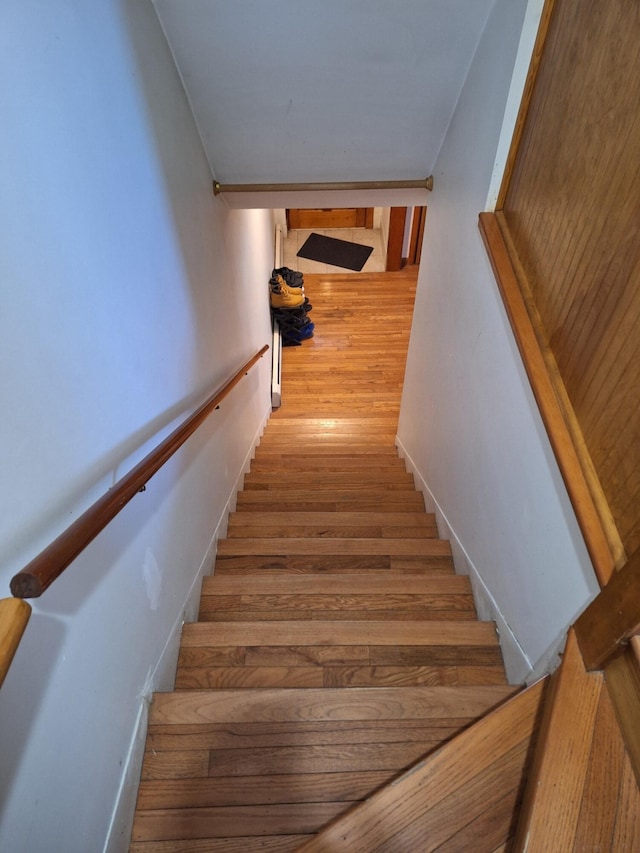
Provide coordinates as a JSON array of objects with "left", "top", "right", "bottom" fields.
[{"left": 129, "top": 269, "right": 515, "bottom": 851}]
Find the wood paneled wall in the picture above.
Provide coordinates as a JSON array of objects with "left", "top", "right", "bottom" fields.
[{"left": 501, "top": 0, "right": 640, "bottom": 557}]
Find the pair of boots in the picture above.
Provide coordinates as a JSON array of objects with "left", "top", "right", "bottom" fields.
[
  {"left": 269, "top": 266, "right": 314, "bottom": 343},
  {"left": 270, "top": 274, "right": 305, "bottom": 309},
  {"left": 273, "top": 303, "right": 314, "bottom": 346}
]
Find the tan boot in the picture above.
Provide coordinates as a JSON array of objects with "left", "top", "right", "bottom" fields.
[
  {"left": 270, "top": 283, "right": 305, "bottom": 309},
  {"left": 272, "top": 274, "right": 304, "bottom": 297}
]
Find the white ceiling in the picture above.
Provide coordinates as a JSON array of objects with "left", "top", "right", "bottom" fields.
[{"left": 152, "top": 0, "right": 496, "bottom": 185}]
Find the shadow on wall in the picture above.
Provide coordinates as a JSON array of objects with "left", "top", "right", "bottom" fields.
[{"left": 0, "top": 383, "right": 220, "bottom": 596}]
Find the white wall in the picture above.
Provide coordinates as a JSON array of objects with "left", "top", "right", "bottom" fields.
[
  {"left": 397, "top": 0, "right": 599, "bottom": 683},
  {"left": 0, "top": 2, "right": 273, "bottom": 851},
  {"left": 153, "top": 0, "right": 495, "bottom": 184}
]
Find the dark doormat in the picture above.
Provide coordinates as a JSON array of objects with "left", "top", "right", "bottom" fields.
[{"left": 297, "top": 233, "right": 374, "bottom": 271}]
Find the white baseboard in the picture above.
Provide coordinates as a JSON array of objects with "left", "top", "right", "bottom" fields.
[
  {"left": 396, "top": 436, "right": 533, "bottom": 684},
  {"left": 104, "top": 404, "right": 272, "bottom": 852}
]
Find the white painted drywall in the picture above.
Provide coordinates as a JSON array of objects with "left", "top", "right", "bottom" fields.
[
  {"left": 397, "top": 0, "right": 599, "bottom": 683},
  {"left": 152, "top": 0, "right": 495, "bottom": 183},
  {"left": 0, "top": 2, "right": 272, "bottom": 851}
]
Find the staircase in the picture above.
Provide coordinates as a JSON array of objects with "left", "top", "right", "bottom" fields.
[{"left": 128, "top": 269, "right": 529, "bottom": 850}]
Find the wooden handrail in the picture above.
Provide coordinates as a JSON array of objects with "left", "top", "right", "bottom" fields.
[
  {"left": 10, "top": 346, "right": 269, "bottom": 599},
  {"left": 0, "top": 599, "right": 31, "bottom": 688},
  {"left": 478, "top": 212, "right": 618, "bottom": 586}
]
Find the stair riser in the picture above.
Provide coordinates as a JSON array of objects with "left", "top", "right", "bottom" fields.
[
  {"left": 217, "top": 538, "right": 451, "bottom": 557},
  {"left": 226, "top": 525, "right": 437, "bottom": 539},
  {"left": 212, "top": 555, "right": 456, "bottom": 574},
  {"left": 202, "top": 575, "right": 469, "bottom": 594},
  {"left": 174, "top": 665, "right": 506, "bottom": 690},
  {"left": 236, "top": 497, "right": 426, "bottom": 512}
]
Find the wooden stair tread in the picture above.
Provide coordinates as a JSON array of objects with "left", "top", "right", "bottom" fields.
[
  {"left": 143, "top": 740, "right": 463, "bottom": 779},
  {"left": 229, "top": 510, "right": 435, "bottom": 527},
  {"left": 242, "top": 481, "right": 416, "bottom": 492},
  {"left": 217, "top": 538, "right": 448, "bottom": 556},
  {"left": 243, "top": 472, "right": 414, "bottom": 486},
  {"left": 226, "top": 525, "right": 436, "bottom": 539},
  {"left": 180, "top": 620, "right": 499, "bottom": 647},
  {"left": 198, "top": 594, "right": 475, "bottom": 621},
  {"left": 227, "top": 510, "right": 435, "bottom": 525},
  {"left": 202, "top": 574, "right": 469, "bottom": 594},
  {"left": 144, "top": 719, "right": 478, "bottom": 754},
  {"left": 235, "top": 496, "right": 426, "bottom": 512},
  {"left": 196, "top": 611, "right": 476, "bottom": 623},
  {"left": 253, "top": 445, "right": 401, "bottom": 456},
  {"left": 264, "top": 417, "right": 400, "bottom": 426},
  {"left": 212, "top": 555, "right": 455, "bottom": 575},
  {"left": 174, "top": 664, "right": 505, "bottom": 690},
  {"left": 261, "top": 433, "right": 399, "bottom": 442},
  {"left": 177, "top": 644, "right": 504, "bottom": 669},
  {"left": 150, "top": 686, "right": 516, "bottom": 725},
  {"left": 250, "top": 456, "right": 407, "bottom": 469}
]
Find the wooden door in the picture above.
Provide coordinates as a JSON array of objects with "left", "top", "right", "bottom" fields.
[
  {"left": 287, "top": 208, "right": 374, "bottom": 229},
  {"left": 385, "top": 207, "right": 406, "bottom": 272}
]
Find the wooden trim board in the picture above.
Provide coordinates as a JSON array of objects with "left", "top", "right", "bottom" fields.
[{"left": 479, "top": 211, "right": 618, "bottom": 586}]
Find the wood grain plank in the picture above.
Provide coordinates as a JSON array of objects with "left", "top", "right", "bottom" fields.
[
  {"left": 205, "top": 741, "right": 439, "bottom": 776},
  {"left": 141, "top": 750, "right": 210, "bottom": 781},
  {"left": 129, "top": 836, "right": 311, "bottom": 852},
  {"left": 150, "top": 685, "right": 516, "bottom": 726},
  {"left": 369, "top": 645, "right": 504, "bottom": 667},
  {"left": 373, "top": 742, "right": 530, "bottom": 852},
  {"left": 175, "top": 666, "right": 324, "bottom": 689},
  {"left": 228, "top": 512, "right": 434, "bottom": 528},
  {"left": 212, "top": 554, "right": 454, "bottom": 575},
  {"left": 131, "top": 802, "right": 345, "bottom": 841},
  {"left": 216, "top": 538, "right": 449, "bottom": 556},
  {"left": 199, "top": 593, "right": 474, "bottom": 614},
  {"left": 235, "top": 494, "right": 426, "bottom": 512},
  {"left": 432, "top": 780, "right": 523, "bottom": 853},
  {"left": 176, "top": 665, "right": 471, "bottom": 691},
  {"left": 249, "top": 458, "right": 407, "bottom": 471},
  {"left": 296, "top": 679, "right": 545, "bottom": 852},
  {"left": 198, "top": 610, "right": 475, "bottom": 623},
  {"left": 237, "top": 489, "right": 424, "bottom": 512},
  {"left": 202, "top": 575, "right": 466, "bottom": 595},
  {"left": 243, "top": 472, "right": 414, "bottom": 488},
  {"left": 512, "top": 630, "right": 602, "bottom": 851},
  {"left": 572, "top": 685, "right": 625, "bottom": 852},
  {"left": 322, "top": 666, "right": 504, "bottom": 689},
  {"left": 180, "top": 620, "right": 499, "bottom": 648},
  {"left": 145, "top": 720, "right": 470, "bottom": 753},
  {"left": 135, "top": 770, "right": 394, "bottom": 810},
  {"left": 610, "top": 752, "right": 640, "bottom": 852}
]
